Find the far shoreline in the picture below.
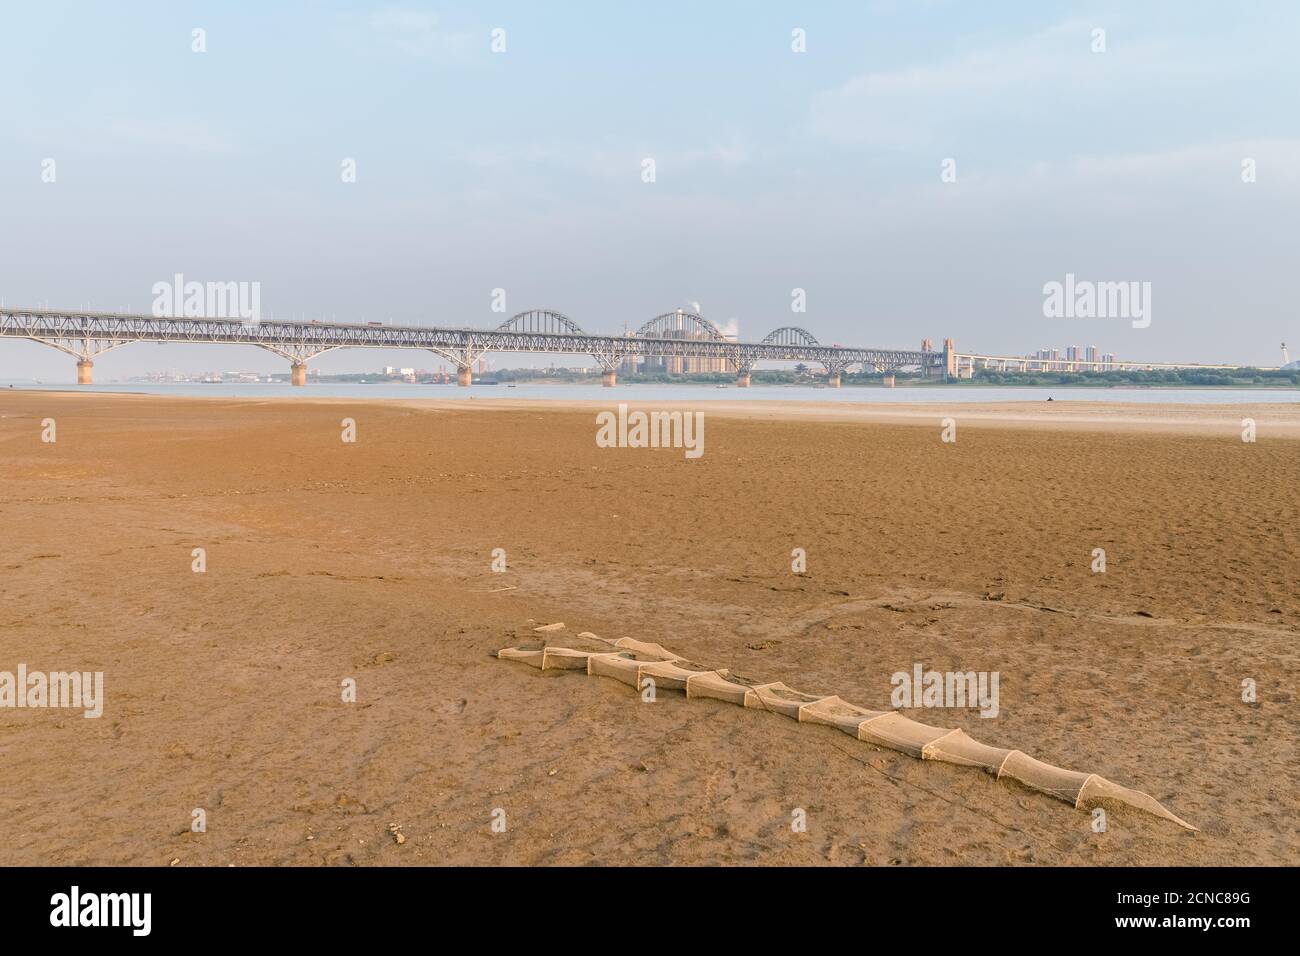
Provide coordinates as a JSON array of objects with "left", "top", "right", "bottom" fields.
[{"left": 7, "top": 388, "right": 1300, "bottom": 437}]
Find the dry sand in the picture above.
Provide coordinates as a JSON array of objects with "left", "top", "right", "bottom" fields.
[{"left": 0, "top": 392, "right": 1296, "bottom": 866}]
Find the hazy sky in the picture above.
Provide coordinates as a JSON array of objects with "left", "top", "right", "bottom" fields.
[{"left": 2, "top": 1, "right": 1298, "bottom": 380}]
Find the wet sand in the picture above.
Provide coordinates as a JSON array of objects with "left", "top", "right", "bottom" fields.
[{"left": 0, "top": 392, "right": 1296, "bottom": 865}]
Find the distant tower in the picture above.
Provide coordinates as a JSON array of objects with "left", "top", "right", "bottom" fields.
[
  {"left": 1283, "top": 342, "right": 1290, "bottom": 366},
  {"left": 943, "top": 337, "right": 958, "bottom": 379}
]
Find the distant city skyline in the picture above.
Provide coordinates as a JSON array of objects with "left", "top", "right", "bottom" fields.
[{"left": 3, "top": 1, "right": 1298, "bottom": 381}]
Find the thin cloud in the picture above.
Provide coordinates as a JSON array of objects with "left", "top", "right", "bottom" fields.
[
  {"left": 100, "top": 118, "right": 236, "bottom": 153},
  {"left": 450, "top": 137, "right": 751, "bottom": 182},
  {"left": 365, "top": 6, "right": 475, "bottom": 60},
  {"left": 808, "top": 19, "right": 1187, "bottom": 146}
]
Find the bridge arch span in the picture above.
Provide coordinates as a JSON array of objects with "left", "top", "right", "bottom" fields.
[
  {"left": 635, "top": 310, "right": 749, "bottom": 383},
  {"left": 760, "top": 326, "right": 820, "bottom": 347},
  {"left": 496, "top": 310, "right": 586, "bottom": 336},
  {"left": 636, "top": 310, "right": 728, "bottom": 341},
  {"left": 489, "top": 308, "right": 623, "bottom": 384}
]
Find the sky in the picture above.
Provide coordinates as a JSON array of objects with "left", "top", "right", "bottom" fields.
[{"left": 2, "top": 0, "right": 1298, "bottom": 380}]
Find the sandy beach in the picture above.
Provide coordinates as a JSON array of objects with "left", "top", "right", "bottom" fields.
[{"left": 0, "top": 391, "right": 1296, "bottom": 866}]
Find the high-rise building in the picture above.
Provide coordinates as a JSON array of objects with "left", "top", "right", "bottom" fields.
[
  {"left": 639, "top": 310, "right": 733, "bottom": 375},
  {"left": 1026, "top": 345, "right": 1113, "bottom": 372},
  {"left": 690, "top": 332, "right": 735, "bottom": 374}
]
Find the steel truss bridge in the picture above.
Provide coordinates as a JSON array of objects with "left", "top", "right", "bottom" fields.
[{"left": 0, "top": 307, "right": 943, "bottom": 386}]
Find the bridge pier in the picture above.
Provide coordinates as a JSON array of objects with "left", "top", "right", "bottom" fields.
[
  {"left": 826, "top": 372, "right": 841, "bottom": 388},
  {"left": 291, "top": 363, "right": 307, "bottom": 387},
  {"left": 76, "top": 359, "right": 94, "bottom": 385},
  {"left": 735, "top": 372, "right": 751, "bottom": 388},
  {"left": 882, "top": 373, "right": 895, "bottom": 388},
  {"left": 457, "top": 366, "right": 473, "bottom": 387},
  {"left": 601, "top": 369, "right": 617, "bottom": 387}
]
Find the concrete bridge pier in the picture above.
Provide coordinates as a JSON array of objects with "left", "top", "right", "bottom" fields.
[
  {"left": 76, "top": 359, "right": 94, "bottom": 385},
  {"left": 457, "top": 366, "right": 473, "bottom": 387},
  {"left": 823, "top": 361, "right": 848, "bottom": 388},
  {"left": 735, "top": 372, "right": 751, "bottom": 387},
  {"left": 883, "top": 373, "right": 896, "bottom": 388},
  {"left": 290, "top": 362, "right": 307, "bottom": 386},
  {"left": 601, "top": 369, "right": 617, "bottom": 387}
]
